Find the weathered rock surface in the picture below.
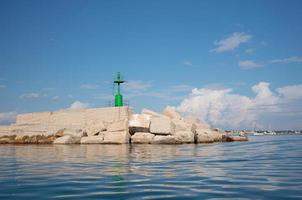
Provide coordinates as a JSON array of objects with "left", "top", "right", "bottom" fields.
[
  {"left": 53, "top": 135, "right": 80, "bottom": 144},
  {"left": 184, "top": 116, "right": 209, "bottom": 130},
  {"left": 172, "top": 118, "right": 195, "bottom": 132},
  {"left": 174, "top": 131, "right": 195, "bottom": 144},
  {"left": 195, "top": 129, "right": 214, "bottom": 143},
  {"left": 85, "top": 121, "right": 106, "bottom": 136},
  {"left": 129, "top": 114, "right": 151, "bottom": 134},
  {"left": 131, "top": 132, "right": 155, "bottom": 144},
  {"left": 222, "top": 134, "right": 248, "bottom": 142},
  {"left": 103, "top": 131, "right": 130, "bottom": 144},
  {"left": 62, "top": 128, "right": 87, "bottom": 138},
  {"left": 107, "top": 120, "right": 128, "bottom": 132},
  {"left": 210, "top": 129, "right": 223, "bottom": 142},
  {"left": 162, "top": 106, "right": 182, "bottom": 120},
  {"left": 0, "top": 135, "right": 16, "bottom": 144},
  {"left": 80, "top": 135, "right": 104, "bottom": 144},
  {"left": 152, "top": 135, "right": 176, "bottom": 144},
  {"left": 150, "top": 117, "right": 175, "bottom": 135},
  {"left": 141, "top": 108, "right": 165, "bottom": 118}
]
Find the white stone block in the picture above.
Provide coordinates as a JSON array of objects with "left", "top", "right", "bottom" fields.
[
  {"left": 150, "top": 117, "right": 175, "bottom": 135},
  {"left": 131, "top": 132, "right": 155, "bottom": 144},
  {"left": 103, "top": 131, "right": 130, "bottom": 144},
  {"left": 80, "top": 135, "right": 104, "bottom": 144}
]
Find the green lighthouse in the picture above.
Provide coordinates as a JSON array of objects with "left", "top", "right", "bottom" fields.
[{"left": 114, "top": 72, "right": 125, "bottom": 107}]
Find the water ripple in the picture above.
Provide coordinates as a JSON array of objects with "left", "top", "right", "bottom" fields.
[{"left": 0, "top": 135, "right": 302, "bottom": 199}]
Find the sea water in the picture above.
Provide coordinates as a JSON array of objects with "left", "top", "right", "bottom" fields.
[{"left": 0, "top": 135, "right": 301, "bottom": 199}]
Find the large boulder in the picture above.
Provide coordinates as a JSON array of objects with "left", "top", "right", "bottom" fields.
[
  {"left": 103, "top": 131, "right": 130, "bottom": 144},
  {"left": 53, "top": 135, "right": 81, "bottom": 144},
  {"left": 174, "top": 131, "right": 195, "bottom": 144},
  {"left": 195, "top": 129, "right": 214, "bottom": 143},
  {"left": 162, "top": 106, "right": 182, "bottom": 120},
  {"left": 0, "top": 135, "right": 16, "bottom": 144},
  {"left": 85, "top": 121, "right": 106, "bottom": 136},
  {"left": 80, "top": 135, "right": 104, "bottom": 144},
  {"left": 62, "top": 128, "right": 87, "bottom": 138},
  {"left": 129, "top": 114, "right": 151, "bottom": 134},
  {"left": 184, "top": 116, "right": 210, "bottom": 130},
  {"left": 150, "top": 117, "right": 175, "bottom": 135},
  {"left": 131, "top": 132, "right": 155, "bottom": 144},
  {"left": 0, "top": 126, "right": 11, "bottom": 136},
  {"left": 141, "top": 108, "right": 165, "bottom": 118},
  {"left": 210, "top": 129, "right": 223, "bottom": 142},
  {"left": 107, "top": 120, "right": 128, "bottom": 132},
  {"left": 222, "top": 134, "right": 248, "bottom": 142},
  {"left": 152, "top": 135, "right": 176, "bottom": 144},
  {"left": 172, "top": 118, "right": 195, "bottom": 133}
]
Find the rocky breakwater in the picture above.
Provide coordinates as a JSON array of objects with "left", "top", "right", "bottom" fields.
[
  {"left": 0, "top": 106, "right": 246, "bottom": 145},
  {"left": 0, "top": 106, "right": 132, "bottom": 145},
  {"left": 129, "top": 106, "right": 227, "bottom": 144}
]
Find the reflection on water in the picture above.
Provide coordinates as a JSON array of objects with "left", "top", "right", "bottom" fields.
[{"left": 0, "top": 136, "right": 302, "bottom": 199}]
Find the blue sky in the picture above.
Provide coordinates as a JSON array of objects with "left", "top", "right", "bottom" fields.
[{"left": 0, "top": 0, "right": 302, "bottom": 129}]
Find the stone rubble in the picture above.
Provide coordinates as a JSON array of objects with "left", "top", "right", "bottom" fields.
[{"left": 0, "top": 106, "right": 247, "bottom": 145}]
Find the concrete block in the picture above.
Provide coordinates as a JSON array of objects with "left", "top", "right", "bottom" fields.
[
  {"left": 129, "top": 114, "right": 151, "bottom": 134},
  {"left": 80, "top": 135, "right": 104, "bottom": 144},
  {"left": 150, "top": 117, "right": 175, "bottom": 135},
  {"left": 131, "top": 132, "right": 155, "bottom": 144},
  {"left": 103, "top": 131, "right": 130, "bottom": 144}
]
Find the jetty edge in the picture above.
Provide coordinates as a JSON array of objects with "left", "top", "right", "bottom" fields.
[{"left": 0, "top": 106, "right": 247, "bottom": 144}]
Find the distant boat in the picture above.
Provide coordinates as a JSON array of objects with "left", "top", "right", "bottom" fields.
[
  {"left": 253, "top": 132, "right": 264, "bottom": 136},
  {"left": 264, "top": 131, "right": 276, "bottom": 135}
]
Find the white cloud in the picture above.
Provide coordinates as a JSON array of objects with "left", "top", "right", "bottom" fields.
[
  {"left": 210, "top": 32, "right": 252, "bottom": 53},
  {"left": 80, "top": 84, "right": 99, "bottom": 90},
  {"left": 0, "top": 112, "right": 17, "bottom": 125},
  {"left": 124, "top": 80, "right": 152, "bottom": 91},
  {"left": 183, "top": 61, "right": 193, "bottom": 66},
  {"left": 238, "top": 60, "right": 263, "bottom": 69},
  {"left": 177, "top": 82, "right": 302, "bottom": 129},
  {"left": 276, "top": 85, "right": 302, "bottom": 99},
  {"left": 270, "top": 56, "right": 302, "bottom": 64},
  {"left": 69, "top": 101, "right": 90, "bottom": 110},
  {"left": 19, "top": 93, "right": 42, "bottom": 99},
  {"left": 0, "top": 85, "right": 6, "bottom": 89}
]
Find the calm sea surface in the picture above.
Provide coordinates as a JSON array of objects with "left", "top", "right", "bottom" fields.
[{"left": 0, "top": 135, "right": 301, "bottom": 200}]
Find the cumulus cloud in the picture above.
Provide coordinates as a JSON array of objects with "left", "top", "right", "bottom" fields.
[
  {"left": 276, "top": 85, "right": 302, "bottom": 99},
  {"left": 177, "top": 82, "right": 302, "bottom": 129},
  {"left": 80, "top": 84, "right": 99, "bottom": 90},
  {"left": 0, "top": 112, "right": 17, "bottom": 125},
  {"left": 69, "top": 101, "right": 90, "bottom": 110},
  {"left": 271, "top": 56, "right": 302, "bottom": 64},
  {"left": 238, "top": 60, "right": 263, "bottom": 69},
  {"left": 19, "top": 93, "right": 42, "bottom": 99},
  {"left": 210, "top": 32, "right": 252, "bottom": 53}
]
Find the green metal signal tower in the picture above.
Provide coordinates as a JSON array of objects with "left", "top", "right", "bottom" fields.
[{"left": 114, "top": 72, "right": 125, "bottom": 107}]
